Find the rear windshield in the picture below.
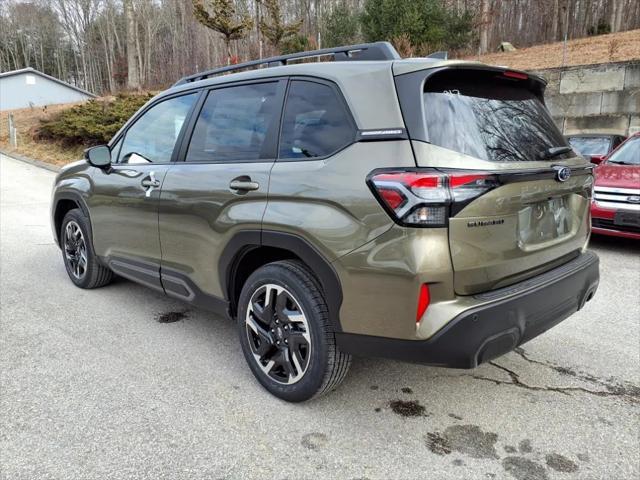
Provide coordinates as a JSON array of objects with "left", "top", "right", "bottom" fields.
[
  {"left": 568, "top": 136, "right": 611, "bottom": 155},
  {"left": 423, "top": 71, "right": 571, "bottom": 162}
]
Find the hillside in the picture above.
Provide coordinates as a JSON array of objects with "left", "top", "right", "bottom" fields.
[
  {"left": 1, "top": 93, "right": 152, "bottom": 166},
  {"left": 462, "top": 29, "right": 640, "bottom": 70},
  {"left": 0, "top": 104, "right": 85, "bottom": 166}
]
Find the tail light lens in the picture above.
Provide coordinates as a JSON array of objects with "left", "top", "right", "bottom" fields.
[
  {"left": 416, "top": 284, "right": 430, "bottom": 322},
  {"left": 369, "top": 169, "right": 499, "bottom": 227}
]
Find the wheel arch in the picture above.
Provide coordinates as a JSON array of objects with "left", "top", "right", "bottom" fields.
[
  {"left": 220, "top": 230, "right": 343, "bottom": 332},
  {"left": 52, "top": 192, "right": 91, "bottom": 247}
]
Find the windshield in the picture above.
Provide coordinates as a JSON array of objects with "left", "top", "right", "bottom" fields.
[
  {"left": 423, "top": 71, "right": 571, "bottom": 162},
  {"left": 568, "top": 137, "right": 611, "bottom": 155},
  {"left": 607, "top": 137, "right": 640, "bottom": 165}
]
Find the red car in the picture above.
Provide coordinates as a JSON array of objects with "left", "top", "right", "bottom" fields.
[{"left": 591, "top": 133, "right": 640, "bottom": 239}]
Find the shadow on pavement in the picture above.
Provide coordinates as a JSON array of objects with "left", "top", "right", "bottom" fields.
[{"left": 589, "top": 234, "right": 640, "bottom": 254}]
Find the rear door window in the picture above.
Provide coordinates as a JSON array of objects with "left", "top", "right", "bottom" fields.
[
  {"left": 279, "top": 80, "right": 355, "bottom": 159},
  {"left": 422, "top": 70, "right": 570, "bottom": 162},
  {"left": 186, "top": 82, "right": 280, "bottom": 162}
]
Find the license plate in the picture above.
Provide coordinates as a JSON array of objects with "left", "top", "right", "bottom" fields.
[
  {"left": 614, "top": 211, "right": 640, "bottom": 228},
  {"left": 518, "top": 197, "right": 572, "bottom": 246}
]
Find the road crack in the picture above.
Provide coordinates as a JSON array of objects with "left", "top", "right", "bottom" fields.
[
  {"left": 471, "top": 361, "right": 639, "bottom": 403},
  {"left": 513, "top": 348, "right": 640, "bottom": 400}
]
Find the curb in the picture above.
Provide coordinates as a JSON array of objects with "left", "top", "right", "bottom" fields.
[{"left": 0, "top": 149, "right": 62, "bottom": 173}]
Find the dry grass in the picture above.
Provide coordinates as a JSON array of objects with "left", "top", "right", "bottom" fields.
[
  {"left": 0, "top": 103, "right": 86, "bottom": 166},
  {"left": 462, "top": 29, "right": 640, "bottom": 70}
]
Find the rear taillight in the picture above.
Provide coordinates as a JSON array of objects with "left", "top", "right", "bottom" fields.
[{"left": 368, "top": 169, "right": 499, "bottom": 227}]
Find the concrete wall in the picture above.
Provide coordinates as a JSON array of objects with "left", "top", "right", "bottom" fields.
[
  {"left": 0, "top": 72, "right": 93, "bottom": 111},
  {"left": 534, "top": 61, "right": 640, "bottom": 136}
]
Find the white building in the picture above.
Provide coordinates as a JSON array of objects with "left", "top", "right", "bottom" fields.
[{"left": 0, "top": 68, "right": 95, "bottom": 111}]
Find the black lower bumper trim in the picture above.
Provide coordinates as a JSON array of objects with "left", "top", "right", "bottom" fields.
[{"left": 336, "top": 251, "right": 600, "bottom": 368}]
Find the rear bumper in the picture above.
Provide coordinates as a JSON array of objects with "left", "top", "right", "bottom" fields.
[{"left": 336, "top": 251, "right": 599, "bottom": 368}]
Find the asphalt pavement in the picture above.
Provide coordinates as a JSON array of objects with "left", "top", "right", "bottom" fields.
[{"left": 1, "top": 153, "right": 639, "bottom": 480}]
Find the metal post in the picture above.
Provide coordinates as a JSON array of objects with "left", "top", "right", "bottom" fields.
[{"left": 8, "top": 113, "right": 17, "bottom": 148}]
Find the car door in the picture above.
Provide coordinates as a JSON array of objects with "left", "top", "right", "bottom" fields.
[
  {"left": 158, "top": 79, "right": 286, "bottom": 307},
  {"left": 89, "top": 92, "right": 199, "bottom": 290}
]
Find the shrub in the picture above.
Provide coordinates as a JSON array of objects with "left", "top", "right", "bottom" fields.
[
  {"left": 280, "top": 34, "right": 315, "bottom": 55},
  {"left": 587, "top": 20, "right": 612, "bottom": 36},
  {"left": 36, "top": 93, "right": 153, "bottom": 146}
]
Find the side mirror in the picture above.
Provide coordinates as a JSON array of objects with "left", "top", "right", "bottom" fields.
[
  {"left": 85, "top": 145, "right": 111, "bottom": 168},
  {"left": 588, "top": 155, "right": 605, "bottom": 165}
]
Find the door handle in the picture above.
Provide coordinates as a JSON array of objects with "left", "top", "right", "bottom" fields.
[
  {"left": 229, "top": 177, "right": 260, "bottom": 192},
  {"left": 141, "top": 171, "right": 161, "bottom": 197},
  {"left": 141, "top": 173, "right": 161, "bottom": 188}
]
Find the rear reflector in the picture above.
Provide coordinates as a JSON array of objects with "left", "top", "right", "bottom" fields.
[
  {"left": 378, "top": 188, "right": 406, "bottom": 210},
  {"left": 417, "top": 284, "right": 430, "bottom": 322}
]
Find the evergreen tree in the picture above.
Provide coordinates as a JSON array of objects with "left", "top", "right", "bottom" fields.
[
  {"left": 322, "top": 1, "right": 361, "bottom": 48},
  {"left": 360, "top": 0, "right": 473, "bottom": 52},
  {"left": 193, "top": 0, "right": 253, "bottom": 64},
  {"left": 258, "top": 0, "right": 303, "bottom": 51}
]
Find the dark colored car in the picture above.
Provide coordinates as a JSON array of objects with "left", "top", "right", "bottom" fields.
[
  {"left": 591, "top": 133, "right": 640, "bottom": 240},
  {"left": 50, "top": 42, "right": 600, "bottom": 402},
  {"left": 567, "top": 134, "right": 627, "bottom": 164}
]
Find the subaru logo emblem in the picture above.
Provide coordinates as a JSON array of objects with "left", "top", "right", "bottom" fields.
[
  {"left": 628, "top": 196, "right": 640, "bottom": 204},
  {"left": 554, "top": 166, "right": 571, "bottom": 182}
]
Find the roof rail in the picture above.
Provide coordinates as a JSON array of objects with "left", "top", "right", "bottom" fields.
[{"left": 173, "top": 41, "right": 400, "bottom": 86}]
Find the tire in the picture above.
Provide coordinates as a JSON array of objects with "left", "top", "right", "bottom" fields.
[
  {"left": 60, "top": 208, "right": 113, "bottom": 289},
  {"left": 237, "top": 260, "right": 351, "bottom": 402}
]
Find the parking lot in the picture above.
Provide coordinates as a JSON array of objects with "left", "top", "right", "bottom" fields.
[{"left": 1, "top": 153, "right": 638, "bottom": 480}]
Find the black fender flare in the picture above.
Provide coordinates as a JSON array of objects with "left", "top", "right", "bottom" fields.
[
  {"left": 219, "top": 230, "right": 343, "bottom": 332},
  {"left": 52, "top": 191, "right": 91, "bottom": 245}
]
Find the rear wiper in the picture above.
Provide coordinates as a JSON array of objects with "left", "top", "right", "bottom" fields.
[{"left": 538, "top": 146, "right": 572, "bottom": 160}]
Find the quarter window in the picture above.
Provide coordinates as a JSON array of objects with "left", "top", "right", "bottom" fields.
[
  {"left": 186, "top": 82, "right": 280, "bottom": 162},
  {"left": 279, "top": 80, "right": 355, "bottom": 159},
  {"left": 118, "top": 93, "right": 197, "bottom": 164}
]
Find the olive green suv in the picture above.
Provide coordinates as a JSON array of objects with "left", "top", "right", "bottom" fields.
[{"left": 51, "top": 42, "right": 599, "bottom": 402}]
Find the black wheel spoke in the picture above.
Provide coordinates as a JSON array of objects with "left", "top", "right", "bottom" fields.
[
  {"left": 287, "top": 330, "right": 308, "bottom": 349},
  {"left": 251, "top": 298, "right": 271, "bottom": 323},
  {"left": 275, "top": 290, "right": 288, "bottom": 317},
  {"left": 246, "top": 315, "right": 272, "bottom": 348},
  {"left": 275, "top": 349, "right": 295, "bottom": 378}
]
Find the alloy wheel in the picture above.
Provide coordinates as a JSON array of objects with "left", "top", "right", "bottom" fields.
[
  {"left": 64, "top": 220, "right": 87, "bottom": 279},
  {"left": 245, "top": 284, "right": 311, "bottom": 385}
]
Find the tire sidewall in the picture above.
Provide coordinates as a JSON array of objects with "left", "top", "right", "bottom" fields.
[{"left": 237, "top": 263, "right": 330, "bottom": 402}]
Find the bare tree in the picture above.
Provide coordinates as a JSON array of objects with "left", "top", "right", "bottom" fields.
[
  {"left": 478, "top": 0, "right": 490, "bottom": 54},
  {"left": 124, "top": 0, "right": 140, "bottom": 90}
]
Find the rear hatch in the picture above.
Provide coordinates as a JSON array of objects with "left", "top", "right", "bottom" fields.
[{"left": 394, "top": 66, "right": 593, "bottom": 295}]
